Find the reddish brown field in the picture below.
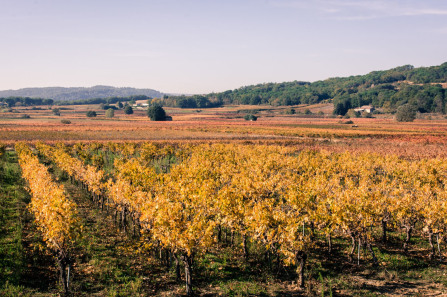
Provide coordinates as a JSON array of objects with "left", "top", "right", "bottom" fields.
[{"left": 2, "top": 103, "right": 447, "bottom": 158}]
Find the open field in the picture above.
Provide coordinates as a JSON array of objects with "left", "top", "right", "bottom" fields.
[{"left": 1, "top": 103, "right": 447, "bottom": 145}]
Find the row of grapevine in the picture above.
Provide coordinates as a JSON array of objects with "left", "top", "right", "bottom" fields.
[
  {"left": 15, "top": 143, "right": 81, "bottom": 295},
  {"left": 35, "top": 141, "right": 447, "bottom": 295}
]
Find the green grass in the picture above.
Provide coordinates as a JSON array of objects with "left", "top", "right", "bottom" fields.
[{"left": 0, "top": 151, "right": 34, "bottom": 295}]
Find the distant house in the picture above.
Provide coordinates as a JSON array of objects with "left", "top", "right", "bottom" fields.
[
  {"left": 133, "top": 103, "right": 150, "bottom": 109},
  {"left": 354, "top": 105, "right": 375, "bottom": 113}
]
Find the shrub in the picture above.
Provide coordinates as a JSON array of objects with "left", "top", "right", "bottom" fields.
[
  {"left": 304, "top": 109, "right": 312, "bottom": 115},
  {"left": 346, "top": 109, "right": 360, "bottom": 118},
  {"left": 86, "top": 111, "right": 97, "bottom": 117},
  {"left": 147, "top": 106, "right": 166, "bottom": 121},
  {"left": 285, "top": 108, "right": 296, "bottom": 115},
  {"left": 124, "top": 106, "right": 133, "bottom": 115},
  {"left": 362, "top": 111, "right": 373, "bottom": 118},
  {"left": 244, "top": 114, "right": 257, "bottom": 121},
  {"left": 395, "top": 104, "right": 417, "bottom": 122},
  {"left": 52, "top": 108, "right": 60, "bottom": 116},
  {"left": 105, "top": 108, "right": 115, "bottom": 118},
  {"left": 102, "top": 104, "right": 117, "bottom": 110},
  {"left": 61, "top": 119, "right": 71, "bottom": 124}
]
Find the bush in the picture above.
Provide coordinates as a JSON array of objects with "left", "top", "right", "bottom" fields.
[
  {"left": 395, "top": 104, "right": 417, "bottom": 122},
  {"left": 61, "top": 119, "right": 71, "bottom": 124},
  {"left": 124, "top": 106, "right": 133, "bottom": 115},
  {"left": 102, "top": 104, "right": 117, "bottom": 110},
  {"left": 244, "top": 114, "right": 258, "bottom": 121},
  {"left": 147, "top": 106, "right": 166, "bottom": 121},
  {"left": 20, "top": 114, "right": 31, "bottom": 119},
  {"left": 362, "top": 111, "right": 373, "bottom": 118},
  {"left": 52, "top": 108, "right": 60, "bottom": 116},
  {"left": 304, "top": 109, "right": 312, "bottom": 115},
  {"left": 105, "top": 108, "right": 115, "bottom": 118},
  {"left": 86, "top": 111, "right": 97, "bottom": 117},
  {"left": 346, "top": 109, "right": 360, "bottom": 118}
]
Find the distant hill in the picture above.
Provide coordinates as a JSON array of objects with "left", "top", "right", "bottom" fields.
[
  {"left": 164, "top": 62, "right": 447, "bottom": 114},
  {"left": 0, "top": 85, "right": 163, "bottom": 101}
]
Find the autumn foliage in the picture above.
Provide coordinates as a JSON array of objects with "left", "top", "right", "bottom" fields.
[
  {"left": 15, "top": 142, "right": 81, "bottom": 294},
  {"left": 27, "top": 141, "right": 447, "bottom": 294}
]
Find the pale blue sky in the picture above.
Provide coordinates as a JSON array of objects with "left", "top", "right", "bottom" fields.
[{"left": 1, "top": 0, "right": 446, "bottom": 94}]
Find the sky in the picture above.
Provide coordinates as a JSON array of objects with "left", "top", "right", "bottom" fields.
[{"left": 0, "top": 0, "right": 446, "bottom": 94}]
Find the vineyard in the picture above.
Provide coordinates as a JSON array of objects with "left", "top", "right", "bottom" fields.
[{"left": 1, "top": 137, "right": 447, "bottom": 296}]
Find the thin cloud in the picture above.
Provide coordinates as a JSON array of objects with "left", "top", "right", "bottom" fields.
[
  {"left": 271, "top": 0, "right": 447, "bottom": 20},
  {"left": 324, "top": 0, "right": 447, "bottom": 20},
  {"left": 401, "top": 9, "right": 447, "bottom": 16}
]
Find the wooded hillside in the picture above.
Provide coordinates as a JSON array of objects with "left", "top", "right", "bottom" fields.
[{"left": 164, "top": 62, "right": 447, "bottom": 113}]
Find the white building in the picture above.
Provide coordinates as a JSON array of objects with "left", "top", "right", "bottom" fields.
[{"left": 354, "top": 105, "right": 375, "bottom": 113}]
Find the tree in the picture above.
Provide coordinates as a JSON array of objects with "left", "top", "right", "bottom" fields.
[
  {"left": 395, "top": 104, "right": 417, "bottom": 122},
  {"left": 333, "top": 100, "right": 351, "bottom": 116},
  {"left": 149, "top": 98, "right": 162, "bottom": 106},
  {"left": 124, "top": 106, "right": 133, "bottom": 115},
  {"left": 118, "top": 101, "right": 123, "bottom": 109},
  {"left": 5, "top": 98, "right": 15, "bottom": 107},
  {"left": 86, "top": 111, "right": 97, "bottom": 117},
  {"left": 105, "top": 108, "right": 115, "bottom": 118},
  {"left": 43, "top": 99, "right": 54, "bottom": 106},
  {"left": 147, "top": 106, "right": 166, "bottom": 121}
]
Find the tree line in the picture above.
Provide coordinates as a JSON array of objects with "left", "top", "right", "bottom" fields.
[
  {"left": 0, "top": 97, "right": 54, "bottom": 107},
  {"left": 57, "top": 95, "right": 151, "bottom": 106},
  {"left": 0, "top": 95, "right": 153, "bottom": 107},
  {"left": 159, "top": 94, "right": 223, "bottom": 108}
]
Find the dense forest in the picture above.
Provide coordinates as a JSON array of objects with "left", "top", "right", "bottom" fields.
[
  {"left": 0, "top": 85, "right": 162, "bottom": 101},
  {"left": 164, "top": 62, "right": 447, "bottom": 114}
]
